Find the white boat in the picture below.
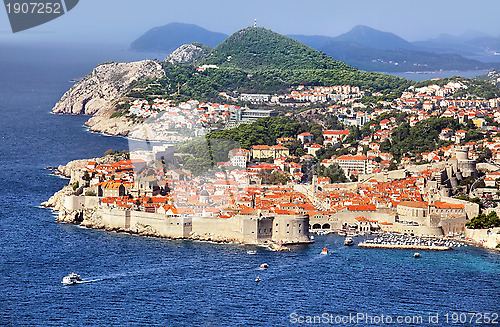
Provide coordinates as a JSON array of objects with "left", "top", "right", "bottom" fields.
[
  {"left": 414, "top": 252, "right": 420, "bottom": 258},
  {"left": 247, "top": 250, "right": 257, "bottom": 255},
  {"left": 255, "top": 276, "right": 261, "bottom": 282},
  {"left": 62, "top": 272, "right": 82, "bottom": 285},
  {"left": 260, "top": 263, "right": 269, "bottom": 269},
  {"left": 344, "top": 237, "right": 354, "bottom": 246}
]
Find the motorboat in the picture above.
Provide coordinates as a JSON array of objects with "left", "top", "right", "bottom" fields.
[
  {"left": 320, "top": 248, "right": 328, "bottom": 255},
  {"left": 414, "top": 252, "right": 420, "bottom": 258},
  {"left": 344, "top": 237, "right": 354, "bottom": 246},
  {"left": 260, "top": 263, "right": 269, "bottom": 269},
  {"left": 62, "top": 272, "right": 82, "bottom": 285},
  {"left": 247, "top": 250, "right": 257, "bottom": 255},
  {"left": 255, "top": 276, "right": 261, "bottom": 282}
]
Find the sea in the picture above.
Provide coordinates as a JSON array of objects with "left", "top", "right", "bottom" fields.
[{"left": 0, "top": 43, "right": 499, "bottom": 326}]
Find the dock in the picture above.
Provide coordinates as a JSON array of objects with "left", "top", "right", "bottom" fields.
[{"left": 358, "top": 242, "right": 451, "bottom": 251}]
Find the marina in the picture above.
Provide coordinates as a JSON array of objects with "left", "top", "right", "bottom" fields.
[{"left": 358, "top": 234, "right": 467, "bottom": 251}]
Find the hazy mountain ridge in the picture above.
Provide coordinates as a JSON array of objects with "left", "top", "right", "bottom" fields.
[
  {"left": 131, "top": 22, "right": 227, "bottom": 53},
  {"left": 289, "top": 25, "right": 500, "bottom": 72}
]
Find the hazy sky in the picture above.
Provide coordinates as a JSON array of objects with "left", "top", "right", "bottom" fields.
[{"left": 1, "top": 0, "right": 499, "bottom": 46}]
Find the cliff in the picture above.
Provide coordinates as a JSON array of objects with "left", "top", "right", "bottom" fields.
[
  {"left": 165, "top": 43, "right": 211, "bottom": 65},
  {"left": 52, "top": 60, "right": 165, "bottom": 116}
]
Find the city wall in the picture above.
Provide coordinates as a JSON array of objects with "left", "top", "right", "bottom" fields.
[
  {"left": 100, "top": 208, "right": 192, "bottom": 239},
  {"left": 465, "top": 227, "right": 500, "bottom": 250}
]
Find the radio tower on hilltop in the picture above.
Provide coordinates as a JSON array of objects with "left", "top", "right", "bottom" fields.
[{"left": 254, "top": 18, "right": 257, "bottom": 27}]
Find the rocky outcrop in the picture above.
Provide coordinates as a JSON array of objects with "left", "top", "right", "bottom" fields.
[
  {"left": 41, "top": 185, "right": 74, "bottom": 211},
  {"left": 485, "top": 70, "right": 500, "bottom": 87},
  {"left": 85, "top": 115, "right": 134, "bottom": 137},
  {"left": 42, "top": 154, "right": 129, "bottom": 210},
  {"left": 165, "top": 43, "right": 211, "bottom": 65},
  {"left": 52, "top": 60, "right": 165, "bottom": 116}
]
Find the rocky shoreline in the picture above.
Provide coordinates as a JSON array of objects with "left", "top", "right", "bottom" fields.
[
  {"left": 51, "top": 59, "right": 166, "bottom": 139},
  {"left": 49, "top": 203, "right": 290, "bottom": 251},
  {"left": 42, "top": 156, "right": 291, "bottom": 251}
]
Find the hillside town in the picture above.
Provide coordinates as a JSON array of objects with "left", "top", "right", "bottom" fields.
[{"left": 46, "top": 78, "right": 500, "bottom": 250}]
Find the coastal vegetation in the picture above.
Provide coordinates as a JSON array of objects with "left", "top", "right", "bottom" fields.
[
  {"left": 466, "top": 211, "right": 500, "bottom": 229},
  {"left": 364, "top": 116, "right": 484, "bottom": 160}
]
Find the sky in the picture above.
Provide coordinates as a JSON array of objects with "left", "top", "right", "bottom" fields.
[{"left": 0, "top": 0, "right": 499, "bottom": 46}]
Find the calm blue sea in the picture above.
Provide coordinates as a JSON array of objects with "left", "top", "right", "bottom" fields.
[{"left": 0, "top": 43, "right": 499, "bottom": 326}]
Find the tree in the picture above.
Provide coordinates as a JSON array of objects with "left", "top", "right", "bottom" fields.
[
  {"left": 82, "top": 171, "right": 91, "bottom": 182},
  {"left": 388, "top": 162, "right": 398, "bottom": 171},
  {"left": 466, "top": 211, "right": 500, "bottom": 229}
]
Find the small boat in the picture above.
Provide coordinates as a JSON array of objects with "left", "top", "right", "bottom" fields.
[
  {"left": 344, "top": 237, "right": 354, "bottom": 246},
  {"left": 247, "top": 250, "right": 257, "bottom": 255},
  {"left": 255, "top": 276, "right": 261, "bottom": 282},
  {"left": 62, "top": 272, "right": 82, "bottom": 285},
  {"left": 260, "top": 263, "right": 269, "bottom": 269},
  {"left": 414, "top": 252, "right": 420, "bottom": 258},
  {"left": 320, "top": 248, "right": 328, "bottom": 255}
]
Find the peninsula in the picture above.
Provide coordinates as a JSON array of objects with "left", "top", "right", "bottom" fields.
[{"left": 46, "top": 26, "right": 500, "bottom": 251}]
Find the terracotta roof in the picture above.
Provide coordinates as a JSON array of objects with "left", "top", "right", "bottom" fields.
[{"left": 398, "top": 201, "right": 428, "bottom": 209}]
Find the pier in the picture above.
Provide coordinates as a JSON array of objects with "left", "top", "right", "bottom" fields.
[
  {"left": 358, "top": 243, "right": 451, "bottom": 251},
  {"left": 357, "top": 234, "right": 467, "bottom": 251}
]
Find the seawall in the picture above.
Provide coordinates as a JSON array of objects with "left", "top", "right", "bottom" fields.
[
  {"left": 465, "top": 227, "right": 500, "bottom": 250},
  {"left": 358, "top": 243, "right": 452, "bottom": 251}
]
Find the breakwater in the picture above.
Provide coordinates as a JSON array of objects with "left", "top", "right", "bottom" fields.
[
  {"left": 359, "top": 243, "right": 451, "bottom": 251},
  {"left": 357, "top": 233, "right": 468, "bottom": 251}
]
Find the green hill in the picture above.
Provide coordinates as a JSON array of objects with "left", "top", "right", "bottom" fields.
[
  {"left": 202, "top": 27, "right": 355, "bottom": 72},
  {"left": 131, "top": 27, "right": 412, "bottom": 102}
]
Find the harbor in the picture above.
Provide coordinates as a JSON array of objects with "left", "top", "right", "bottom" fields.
[{"left": 358, "top": 234, "right": 467, "bottom": 251}]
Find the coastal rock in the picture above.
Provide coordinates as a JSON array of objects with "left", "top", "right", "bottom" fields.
[
  {"left": 85, "top": 115, "right": 134, "bottom": 137},
  {"left": 52, "top": 60, "right": 165, "bottom": 116},
  {"left": 41, "top": 185, "right": 74, "bottom": 210},
  {"left": 56, "top": 158, "right": 94, "bottom": 178},
  {"left": 165, "top": 43, "right": 211, "bottom": 65}
]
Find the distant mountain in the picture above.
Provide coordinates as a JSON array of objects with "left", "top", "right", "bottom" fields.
[
  {"left": 331, "top": 25, "right": 416, "bottom": 50},
  {"left": 413, "top": 31, "right": 500, "bottom": 58},
  {"left": 286, "top": 34, "right": 335, "bottom": 51},
  {"left": 320, "top": 40, "right": 494, "bottom": 72},
  {"left": 202, "top": 27, "right": 354, "bottom": 72},
  {"left": 286, "top": 26, "right": 500, "bottom": 72},
  {"left": 131, "top": 22, "right": 228, "bottom": 53}
]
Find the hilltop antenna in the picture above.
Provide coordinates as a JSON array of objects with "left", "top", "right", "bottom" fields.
[{"left": 254, "top": 18, "right": 257, "bottom": 27}]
